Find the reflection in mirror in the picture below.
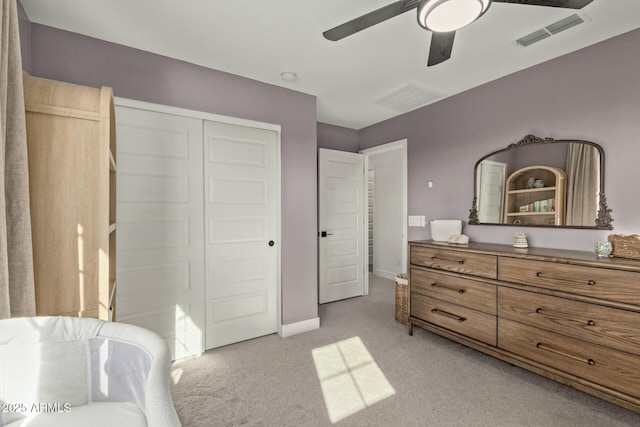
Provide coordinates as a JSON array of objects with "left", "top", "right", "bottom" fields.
[{"left": 470, "top": 135, "right": 613, "bottom": 229}]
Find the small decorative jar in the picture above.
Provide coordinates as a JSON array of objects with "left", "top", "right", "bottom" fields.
[
  {"left": 513, "top": 231, "right": 528, "bottom": 248},
  {"left": 595, "top": 241, "right": 613, "bottom": 257}
]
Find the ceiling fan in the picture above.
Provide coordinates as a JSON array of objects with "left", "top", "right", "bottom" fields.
[{"left": 323, "top": 0, "right": 594, "bottom": 66}]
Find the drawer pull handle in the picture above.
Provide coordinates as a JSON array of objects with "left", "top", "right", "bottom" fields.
[
  {"left": 536, "top": 342, "right": 595, "bottom": 366},
  {"left": 535, "top": 308, "right": 596, "bottom": 327},
  {"left": 431, "top": 256, "right": 464, "bottom": 265},
  {"left": 431, "top": 283, "right": 465, "bottom": 294},
  {"left": 431, "top": 308, "right": 466, "bottom": 322},
  {"left": 535, "top": 272, "right": 596, "bottom": 286}
]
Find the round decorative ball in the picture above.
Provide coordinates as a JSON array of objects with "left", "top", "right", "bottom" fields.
[{"left": 595, "top": 241, "right": 612, "bottom": 257}]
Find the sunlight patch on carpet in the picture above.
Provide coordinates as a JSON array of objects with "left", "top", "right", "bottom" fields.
[
  {"left": 312, "top": 336, "right": 395, "bottom": 423},
  {"left": 174, "top": 305, "right": 203, "bottom": 359},
  {"left": 171, "top": 367, "right": 183, "bottom": 385}
]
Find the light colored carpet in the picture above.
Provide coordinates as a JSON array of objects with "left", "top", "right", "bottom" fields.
[{"left": 170, "top": 276, "right": 640, "bottom": 426}]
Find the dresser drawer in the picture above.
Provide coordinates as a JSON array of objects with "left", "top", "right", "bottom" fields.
[
  {"left": 411, "top": 268, "right": 496, "bottom": 315},
  {"left": 411, "top": 294, "right": 496, "bottom": 345},
  {"left": 498, "top": 257, "right": 640, "bottom": 305},
  {"left": 499, "top": 318, "right": 640, "bottom": 399},
  {"left": 498, "top": 287, "right": 640, "bottom": 356},
  {"left": 410, "top": 246, "right": 497, "bottom": 279}
]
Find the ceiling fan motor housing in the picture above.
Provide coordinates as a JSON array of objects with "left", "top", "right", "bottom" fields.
[{"left": 417, "top": 0, "right": 492, "bottom": 32}]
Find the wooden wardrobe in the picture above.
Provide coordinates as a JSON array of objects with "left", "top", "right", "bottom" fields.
[{"left": 24, "top": 73, "right": 116, "bottom": 320}]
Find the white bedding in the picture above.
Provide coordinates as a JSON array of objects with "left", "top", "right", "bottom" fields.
[{"left": 4, "top": 402, "right": 147, "bottom": 427}]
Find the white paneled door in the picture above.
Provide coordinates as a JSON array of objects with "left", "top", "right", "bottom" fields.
[
  {"left": 318, "top": 149, "right": 367, "bottom": 304},
  {"left": 116, "top": 101, "right": 280, "bottom": 358},
  {"left": 115, "top": 106, "right": 205, "bottom": 359},
  {"left": 204, "top": 121, "right": 278, "bottom": 350}
]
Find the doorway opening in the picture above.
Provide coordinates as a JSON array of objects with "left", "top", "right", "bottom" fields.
[
  {"left": 360, "top": 140, "right": 408, "bottom": 281},
  {"left": 318, "top": 140, "right": 407, "bottom": 303},
  {"left": 368, "top": 169, "right": 375, "bottom": 273}
]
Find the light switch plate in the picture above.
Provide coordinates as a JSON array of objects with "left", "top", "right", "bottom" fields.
[{"left": 408, "top": 215, "right": 426, "bottom": 227}]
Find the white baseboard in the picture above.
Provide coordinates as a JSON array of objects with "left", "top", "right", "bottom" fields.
[
  {"left": 373, "top": 269, "right": 398, "bottom": 281},
  {"left": 278, "top": 317, "right": 320, "bottom": 338}
]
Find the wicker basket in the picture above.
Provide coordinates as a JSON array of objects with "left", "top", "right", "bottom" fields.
[
  {"left": 608, "top": 234, "right": 640, "bottom": 260},
  {"left": 395, "top": 274, "right": 409, "bottom": 325}
]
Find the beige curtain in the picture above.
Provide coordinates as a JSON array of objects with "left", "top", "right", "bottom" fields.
[
  {"left": 0, "top": 0, "right": 35, "bottom": 318},
  {"left": 565, "top": 143, "right": 599, "bottom": 226}
]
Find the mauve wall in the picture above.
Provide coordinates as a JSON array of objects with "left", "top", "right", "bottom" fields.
[
  {"left": 359, "top": 29, "right": 640, "bottom": 251},
  {"left": 26, "top": 24, "right": 318, "bottom": 326},
  {"left": 17, "top": 1, "right": 30, "bottom": 73},
  {"left": 317, "top": 122, "right": 359, "bottom": 152}
]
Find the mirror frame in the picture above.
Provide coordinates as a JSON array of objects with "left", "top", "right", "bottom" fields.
[{"left": 469, "top": 134, "right": 613, "bottom": 230}]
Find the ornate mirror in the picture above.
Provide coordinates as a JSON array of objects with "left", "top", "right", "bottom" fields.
[{"left": 469, "top": 134, "right": 613, "bottom": 229}]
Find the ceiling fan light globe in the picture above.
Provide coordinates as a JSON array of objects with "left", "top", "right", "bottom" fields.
[{"left": 418, "top": 0, "right": 491, "bottom": 32}]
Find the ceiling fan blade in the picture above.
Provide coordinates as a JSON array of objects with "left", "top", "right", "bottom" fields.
[
  {"left": 323, "top": 0, "right": 421, "bottom": 41},
  {"left": 492, "top": 0, "right": 593, "bottom": 9},
  {"left": 427, "top": 31, "right": 455, "bottom": 66}
]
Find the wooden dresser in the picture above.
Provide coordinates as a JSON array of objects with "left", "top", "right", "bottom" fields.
[{"left": 408, "top": 240, "right": 640, "bottom": 412}]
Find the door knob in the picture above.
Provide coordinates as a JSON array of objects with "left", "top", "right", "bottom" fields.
[
  {"left": 268, "top": 240, "right": 275, "bottom": 246},
  {"left": 320, "top": 231, "right": 333, "bottom": 237}
]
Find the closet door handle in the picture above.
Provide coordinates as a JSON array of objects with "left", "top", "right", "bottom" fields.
[
  {"left": 536, "top": 342, "right": 595, "bottom": 366},
  {"left": 431, "top": 308, "right": 466, "bottom": 322},
  {"left": 431, "top": 256, "right": 464, "bottom": 265},
  {"left": 268, "top": 240, "right": 275, "bottom": 247},
  {"left": 431, "top": 283, "right": 465, "bottom": 294},
  {"left": 535, "top": 272, "right": 596, "bottom": 286}
]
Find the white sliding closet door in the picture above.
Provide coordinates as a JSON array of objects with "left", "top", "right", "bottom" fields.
[
  {"left": 115, "top": 106, "right": 205, "bottom": 359},
  {"left": 116, "top": 100, "right": 281, "bottom": 357},
  {"left": 204, "top": 121, "right": 278, "bottom": 350}
]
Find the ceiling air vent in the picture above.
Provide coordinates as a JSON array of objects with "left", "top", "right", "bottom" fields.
[
  {"left": 516, "top": 13, "right": 584, "bottom": 47},
  {"left": 517, "top": 29, "right": 551, "bottom": 47},
  {"left": 545, "top": 14, "right": 584, "bottom": 35},
  {"left": 375, "top": 83, "right": 443, "bottom": 112}
]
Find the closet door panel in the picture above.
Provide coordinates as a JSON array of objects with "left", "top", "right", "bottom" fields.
[
  {"left": 204, "top": 121, "right": 279, "bottom": 350},
  {"left": 115, "top": 106, "right": 205, "bottom": 359}
]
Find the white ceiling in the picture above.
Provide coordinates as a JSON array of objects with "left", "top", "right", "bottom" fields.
[{"left": 20, "top": 0, "right": 640, "bottom": 130}]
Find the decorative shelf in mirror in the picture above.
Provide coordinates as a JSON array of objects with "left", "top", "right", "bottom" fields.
[
  {"left": 504, "top": 165, "right": 566, "bottom": 226},
  {"left": 469, "top": 134, "right": 613, "bottom": 230}
]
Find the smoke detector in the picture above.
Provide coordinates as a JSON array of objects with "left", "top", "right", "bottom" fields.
[{"left": 280, "top": 72, "right": 298, "bottom": 82}]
